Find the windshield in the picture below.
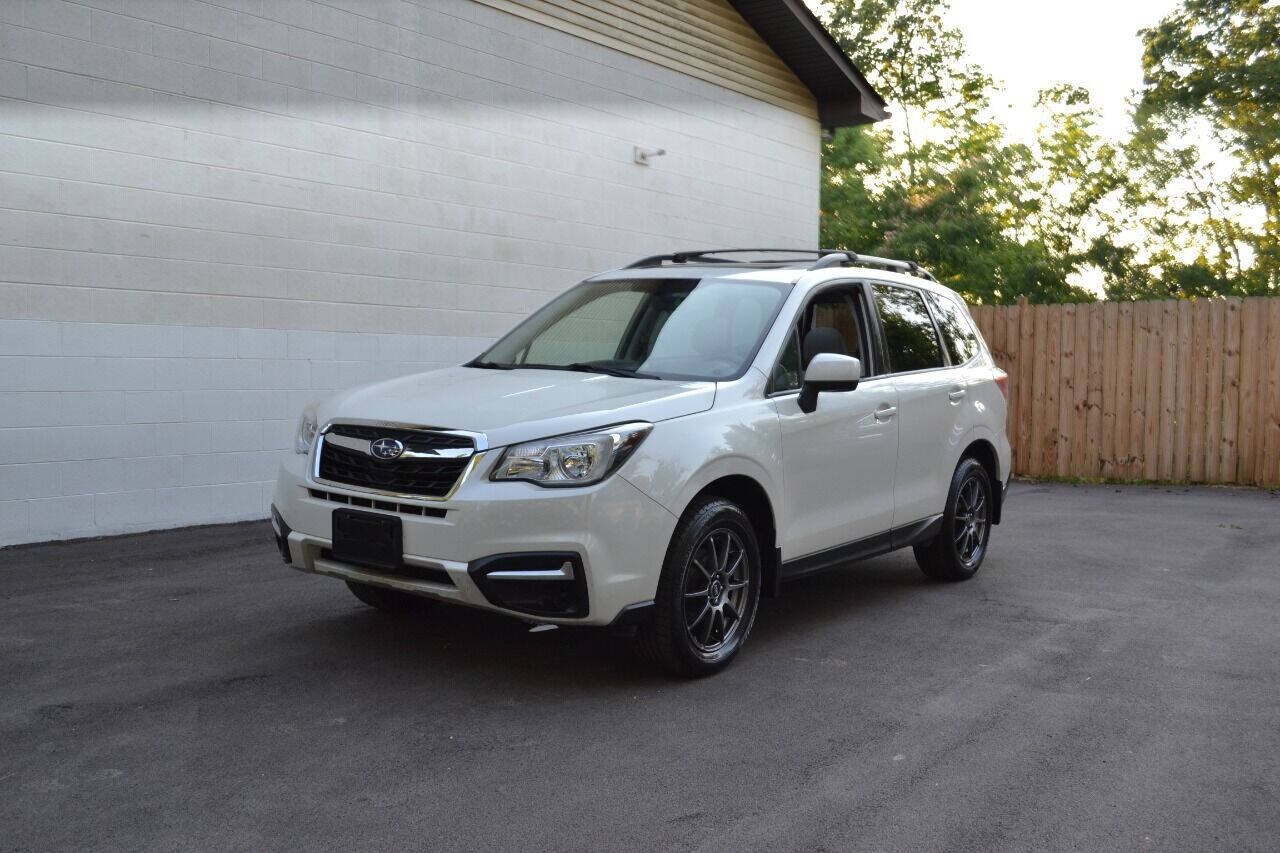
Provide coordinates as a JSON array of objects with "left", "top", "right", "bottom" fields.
[{"left": 473, "top": 278, "right": 792, "bottom": 381}]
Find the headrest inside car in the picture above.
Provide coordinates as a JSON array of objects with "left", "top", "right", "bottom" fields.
[{"left": 802, "top": 326, "right": 847, "bottom": 367}]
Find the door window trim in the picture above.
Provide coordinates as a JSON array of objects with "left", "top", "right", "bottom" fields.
[{"left": 920, "top": 287, "right": 953, "bottom": 368}]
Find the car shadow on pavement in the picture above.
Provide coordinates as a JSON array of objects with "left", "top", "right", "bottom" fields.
[
  {"left": 754, "top": 554, "right": 932, "bottom": 641},
  {"left": 269, "top": 555, "right": 931, "bottom": 689}
]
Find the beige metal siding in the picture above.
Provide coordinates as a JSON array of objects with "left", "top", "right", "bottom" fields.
[{"left": 471, "top": 0, "right": 819, "bottom": 117}]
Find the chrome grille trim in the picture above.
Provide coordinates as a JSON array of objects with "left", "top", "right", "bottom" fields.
[
  {"left": 311, "top": 420, "right": 487, "bottom": 502},
  {"left": 322, "top": 432, "right": 473, "bottom": 459}
]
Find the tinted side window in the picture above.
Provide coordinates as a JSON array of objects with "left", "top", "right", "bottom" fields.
[
  {"left": 770, "top": 288, "right": 868, "bottom": 393},
  {"left": 806, "top": 292, "right": 862, "bottom": 365},
  {"left": 771, "top": 326, "right": 802, "bottom": 392},
  {"left": 873, "top": 285, "right": 944, "bottom": 372},
  {"left": 926, "top": 291, "right": 981, "bottom": 365}
]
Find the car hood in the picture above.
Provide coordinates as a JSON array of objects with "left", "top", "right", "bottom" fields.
[{"left": 320, "top": 365, "right": 716, "bottom": 448}]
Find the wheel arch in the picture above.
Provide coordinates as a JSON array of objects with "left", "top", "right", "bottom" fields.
[
  {"left": 959, "top": 437, "right": 1003, "bottom": 524},
  {"left": 686, "top": 473, "right": 780, "bottom": 597}
]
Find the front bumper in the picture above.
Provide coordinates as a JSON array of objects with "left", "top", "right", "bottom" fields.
[{"left": 271, "top": 450, "right": 677, "bottom": 625}]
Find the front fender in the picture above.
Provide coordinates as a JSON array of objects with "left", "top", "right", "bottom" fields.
[
  {"left": 654, "top": 453, "right": 782, "bottom": 524},
  {"left": 618, "top": 395, "right": 783, "bottom": 523}
]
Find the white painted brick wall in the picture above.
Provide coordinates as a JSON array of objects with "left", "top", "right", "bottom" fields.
[{"left": 0, "top": 0, "right": 821, "bottom": 546}]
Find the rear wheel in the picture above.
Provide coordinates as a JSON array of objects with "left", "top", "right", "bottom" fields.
[
  {"left": 345, "top": 580, "right": 436, "bottom": 615},
  {"left": 635, "top": 497, "right": 762, "bottom": 677},
  {"left": 914, "top": 458, "right": 992, "bottom": 582}
]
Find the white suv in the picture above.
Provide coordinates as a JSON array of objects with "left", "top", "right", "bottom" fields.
[{"left": 271, "top": 250, "right": 1011, "bottom": 676}]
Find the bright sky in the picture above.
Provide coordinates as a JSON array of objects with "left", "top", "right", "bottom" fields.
[
  {"left": 808, "top": 0, "right": 1192, "bottom": 293},
  {"left": 946, "top": 0, "right": 1247, "bottom": 288},
  {"left": 944, "top": 0, "right": 1183, "bottom": 141},
  {"left": 806, "top": 0, "right": 1183, "bottom": 141}
]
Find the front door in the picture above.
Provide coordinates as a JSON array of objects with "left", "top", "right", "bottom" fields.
[{"left": 772, "top": 285, "right": 899, "bottom": 559}]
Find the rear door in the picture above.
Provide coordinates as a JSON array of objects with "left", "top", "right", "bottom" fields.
[
  {"left": 925, "top": 286, "right": 1000, "bottom": 478},
  {"left": 869, "top": 283, "right": 953, "bottom": 527}
]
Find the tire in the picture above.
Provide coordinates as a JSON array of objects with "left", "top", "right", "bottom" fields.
[
  {"left": 914, "top": 457, "right": 993, "bottom": 582},
  {"left": 635, "top": 497, "right": 763, "bottom": 677},
  {"left": 345, "top": 580, "right": 436, "bottom": 615}
]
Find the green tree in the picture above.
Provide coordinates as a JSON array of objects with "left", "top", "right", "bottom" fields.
[
  {"left": 1135, "top": 0, "right": 1280, "bottom": 295},
  {"left": 818, "top": 0, "right": 1099, "bottom": 304},
  {"left": 1111, "top": 109, "right": 1252, "bottom": 298},
  {"left": 818, "top": 0, "right": 1280, "bottom": 303}
]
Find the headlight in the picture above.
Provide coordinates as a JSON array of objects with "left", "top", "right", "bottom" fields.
[
  {"left": 294, "top": 405, "right": 319, "bottom": 455},
  {"left": 491, "top": 422, "right": 652, "bottom": 487}
]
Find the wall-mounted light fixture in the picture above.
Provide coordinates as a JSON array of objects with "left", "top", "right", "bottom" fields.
[{"left": 633, "top": 146, "right": 666, "bottom": 166}]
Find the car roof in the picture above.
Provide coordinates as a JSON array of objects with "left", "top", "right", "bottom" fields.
[{"left": 590, "top": 262, "right": 962, "bottom": 301}]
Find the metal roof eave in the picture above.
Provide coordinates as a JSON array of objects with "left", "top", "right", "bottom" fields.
[{"left": 727, "top": 0, "right": 890, "bottom": 128}]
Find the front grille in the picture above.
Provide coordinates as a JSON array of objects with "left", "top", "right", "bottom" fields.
[{"left": 317, "top": 424, "right": 474, "bottom": 498}]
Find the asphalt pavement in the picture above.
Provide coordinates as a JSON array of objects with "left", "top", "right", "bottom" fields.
[{"left": 2, "top": 482, "right": 1278, "bottom": 851}]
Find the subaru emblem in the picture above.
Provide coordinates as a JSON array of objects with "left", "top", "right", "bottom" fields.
[{"left": 370, "top": 437, "right": 405, "bottom": 460}]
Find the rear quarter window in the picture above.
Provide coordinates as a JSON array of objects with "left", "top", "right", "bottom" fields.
[{"left": 926, "top": 291, "right": 982, "bottom": 365}]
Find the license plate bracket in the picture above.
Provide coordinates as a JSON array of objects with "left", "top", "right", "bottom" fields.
[{"left": 331, "top": 509, "right": 403, "bottom": 571}]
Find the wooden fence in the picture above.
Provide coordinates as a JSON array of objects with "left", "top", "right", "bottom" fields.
[{"left": 968, "top": 297, "right": 1280, "bottom": 487}]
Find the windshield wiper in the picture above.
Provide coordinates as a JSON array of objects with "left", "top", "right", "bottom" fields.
[
  {"left": 469, "top": 359, "right": 659, "bottom": 379},
  {"left": 567, "top": 362, "right": 658, "bottom": 379},
  {"left": 520, "top": 362, "right": 659, "bottom": 379}
]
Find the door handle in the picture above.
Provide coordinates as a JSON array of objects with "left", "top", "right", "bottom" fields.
[
  {"left": 948, "top": 388, "right": 967, "bottom": 403},
  {"left": 874, "top": 404, "right": 897, "bottom": 422}
]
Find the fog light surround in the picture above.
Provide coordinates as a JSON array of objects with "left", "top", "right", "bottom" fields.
[{"left": 468, "top": 552, "right": 588, "bottom": 618}]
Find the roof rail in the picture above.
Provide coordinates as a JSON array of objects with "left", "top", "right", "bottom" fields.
[
  {"left": 625, "top": 248, "right": 841, "bottom": 268},
  {"left": 810, "top": 251, "right": 937, "bottom": 282},
  {"left": 622, "top": 248, "right": 938, "bottom": 282}
]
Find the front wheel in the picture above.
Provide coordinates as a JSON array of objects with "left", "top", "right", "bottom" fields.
[
  {"left": 635, "top": 497, "right": 762, "bottom": 677},
  {"left": 914, "top": 458, "right": 992, "bottom": 582}
]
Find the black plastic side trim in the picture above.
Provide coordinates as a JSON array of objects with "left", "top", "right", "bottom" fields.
[
  {"left": 890, "top": 514, "right": 944, "bottom": 549},
  {"left": 764, "top": 547, "right": 784, "bottom": 598},
  {"left": 270, "top": 505, "right": 292, "bottom": 563},
  {"left": 779, "top": 515, "right": 944, "bottom": 582},
  {"left": 607, "top": 600, "right": 654, "bottom": 627},
  {"left": 780, "top": 530, "right": 894, "bottom": 581}
]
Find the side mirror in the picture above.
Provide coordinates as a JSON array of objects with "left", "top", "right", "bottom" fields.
[{"left": 798, "top": 354, "right": 861, "bottom": 413}]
